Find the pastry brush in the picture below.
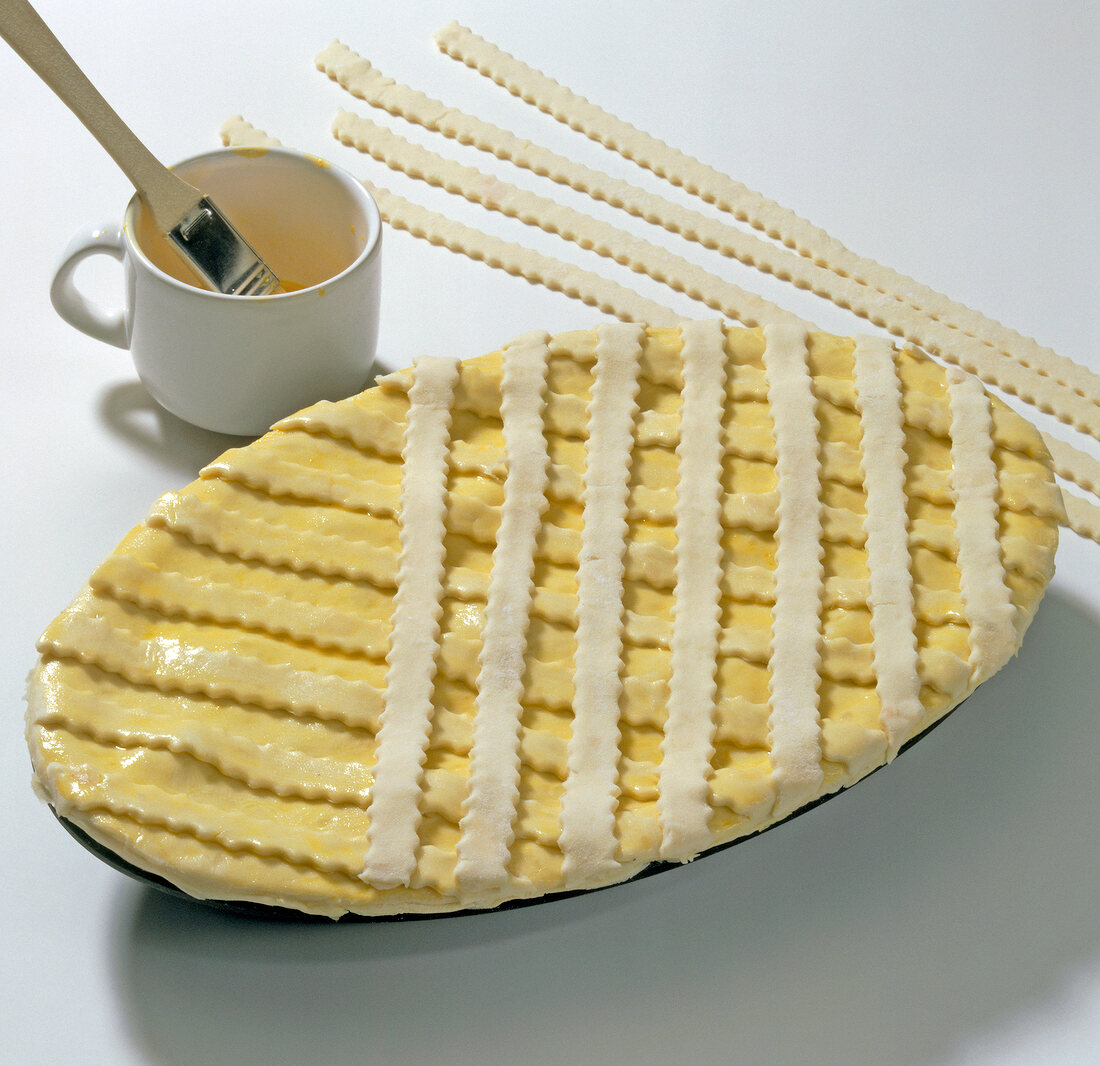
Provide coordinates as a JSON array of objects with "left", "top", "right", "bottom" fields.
[{"left": 0, "top": 0, "right": 280, "bottom": 296}]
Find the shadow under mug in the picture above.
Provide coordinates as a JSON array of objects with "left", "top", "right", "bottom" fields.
[{"left": 50, "top": 147, "right": 382, "bottom": 436}]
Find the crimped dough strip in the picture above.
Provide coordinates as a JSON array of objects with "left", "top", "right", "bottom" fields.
[
  {"left": 319, "top": 37, "right": 1099, "bottom": 437},
  {"left": 220, "top": 117, "right": 680, "bottom": 327},
  {"left": 360, "top": 356, "right": 458, "bottom": 889},
  {"left": 331, "top": 107, "right": 810, "bottom": 332},
  {"left": 433, "top": 23, "right": 1100, "bottom": 427}
]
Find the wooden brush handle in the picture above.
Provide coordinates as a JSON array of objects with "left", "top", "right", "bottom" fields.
[{"left": 0, "top": 0, "right": 200, "bottom": 230}]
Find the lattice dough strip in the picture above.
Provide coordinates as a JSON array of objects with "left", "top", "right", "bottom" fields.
[
  {"left": 761, "top": 324, "right": 826, "bottom": 817},
  {"left": 559, "top": 323, "right": 643, "bottom": 887},
  {"left": 851, "top": 336, "right": 922, "bottom": 757},
  {"left": 456, "top": 330, "right": 552, "bottom": 897},
  {"left": 658, "top": 320, "right": 727, "bottom": 860},
  {"left": 360, "top": 356, "right": 458, "bottom": 889},
  {"left": 946, "top": 368, "right": 1019, "bottom": 681}
]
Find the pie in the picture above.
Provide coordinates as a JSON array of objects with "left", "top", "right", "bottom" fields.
[{"left": 26, "top": 322, "right": 1062, "bottom": 918}]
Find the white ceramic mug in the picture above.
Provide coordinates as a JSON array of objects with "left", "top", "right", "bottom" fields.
[{"left": 51, "top": 147, "right": 382, "bottom": 435}]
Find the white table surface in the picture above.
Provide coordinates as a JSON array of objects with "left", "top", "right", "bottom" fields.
[{"left": 2, "top": 3, "right": 1097, "bottom": 1063}]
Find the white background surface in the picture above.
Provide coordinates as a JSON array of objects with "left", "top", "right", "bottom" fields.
[{"left": 2, "top": 2, "right": 1097, "bottom": 1063}]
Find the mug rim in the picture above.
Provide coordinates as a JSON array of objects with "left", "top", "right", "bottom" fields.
[{"left": 121, "top": 146, "right": 382, "bottom": 300}]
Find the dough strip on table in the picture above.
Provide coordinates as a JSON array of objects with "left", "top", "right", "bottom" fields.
[
  {"left": 331, "top": 107, "right": 809, "bottom": 332},
  {"left": 433, "top": 22, "right": 1100, "bottom": 425},
  {"left": 320, "top": 37, "right": 1099, "bottom": 437}
]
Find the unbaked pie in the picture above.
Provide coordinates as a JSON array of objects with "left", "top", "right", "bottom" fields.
[{"left": 26, "top": 322, "right": 1062, "bottom": 917}]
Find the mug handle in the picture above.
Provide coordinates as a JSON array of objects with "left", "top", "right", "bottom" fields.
[{"left": 50, "top": 222, "right": 130, "bottom": 349}]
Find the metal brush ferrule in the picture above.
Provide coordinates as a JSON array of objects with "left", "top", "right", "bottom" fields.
[{"left": 169, "top": 197, "right": 279, "bottom": 296}]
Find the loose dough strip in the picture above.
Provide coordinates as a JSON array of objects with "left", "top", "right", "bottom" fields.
[
  {"left": 1040, "top": 433, "right": 1100, "bottom": 500},
  {"left": 361, "top": 355, "right": 458, "bottom": 890},
  {"left": 1060, "top": 491, "right": 1100, "bottom": 546},
  {"left": 658, "top": 321, "right": 726, "bottom": 860},
  {"left": 762, "top": 324, "right": 826, "bottom": 817},
  {"left": 332, "top": 108, "right": 809, "bottom": 332},
  {"left": 946, "top": 368, "right": 1019, "bottom": 680},
  {"left": 219, "top": 115, "right": 282, "bottom": 148},
  {"left": 220, "top": 117, "right": 679, "bottom": 327},
  {"left": 456, "top": 331, "right": 551, "bottom": 898},
  {"left": 851, "top": 336, "right": 922, "bottom": 757},
  {"left": 319, "top": 40, "right": 1098, "bottom": 435},
  {"left": 372, "top": 183, "right": 687, "bottom": 329},
  {"left": 560, "top": 323, "right": 643, "bottom": 888},
  {"left": 434, "top": 23, "right": 1100, "bottom": 426}
]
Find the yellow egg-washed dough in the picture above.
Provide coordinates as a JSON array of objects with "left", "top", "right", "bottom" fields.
[{"left": 26, "top": 324, "right": 1061, "bottom": 918}]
